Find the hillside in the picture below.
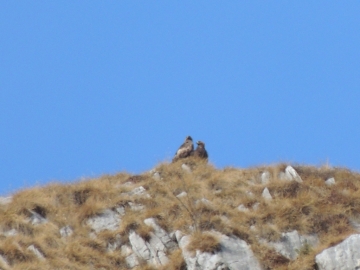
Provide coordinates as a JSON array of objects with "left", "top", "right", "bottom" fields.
[{"left": 1, "top": 159, "right": 360, "bottom": 269}]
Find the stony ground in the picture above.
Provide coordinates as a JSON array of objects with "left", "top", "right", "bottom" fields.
[{"left": 0, "top": 159, "right": 360, "bottom": 269}]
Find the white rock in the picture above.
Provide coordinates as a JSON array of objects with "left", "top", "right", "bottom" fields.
[
  {"left": 237, "top": 204, "right": 249, "bottom": 212},
  {"left": 175, "top": 230, "right": 184, "bottom": 243},
  {"left": 107, "top": 234, "right": 122, "bottom": 252},
  {"left": 2, "top": 229, "right": 17, "bottom": 237},
  {"left": 252, "top": 202, "right": 260, "bottom": 211},
  {"left": 0, "top": 254, "right": 9, "bottom": 268},
  {"left": 126, "top": 186, "right": 149, "bottom": 197},
  {"left": 115, "top": 206, "right": 125, "bottom": 216},
  {"left": 181, "top": 164, "right": 192, "bottom": 173},
  {"left": 196, "top": 198, "right": 212, "bottom": 206},
  {"left": 27, "top": 245, "right": 45, "bottom": 260},
  {"left": 0, "top": 196, "right": 12, "bottom": 205},
  {"left": 60, "top": 225, "right": 73, "bottom": 238},
  {"left": 121, "top": 244, "right": 134, "bottom": 257},
  {"left": 28, "top": 210, "right": 47, "bottom": 225},
  {"left": 176, "top": 191, "right": 187, "bottom": 198},
  {"left": 125, "top": 253, "right": 139, "bottom": 268},
  {"left": 262, "top": 188, "right": 273, "bottom": 201},
  {"left": 128, "top": 202, "right": 145, "bottom": 211},
  {"left": 86, "top": 209, "right": 121, "bottom": 233},
  {"left": 246, "top": 191, "right": 254, "bottom": 197},
  {"left": 178, "top": 231, "right": 262, "bottom": 270},
  {"left": 325, "top": 177, "right": 336, "bottom": 186},
  {"left": 285, "top": 166, "right": 303, "bottom": 183},
  {"left": 269, "top": 230, "right": 318, "bottom": 260},
  {"left": 146, "top": 232, "right": 169, "bottom": 265},
  {"left": 129, "top": 220, "right": 175, "bottom": 266},
  {"left": 152, "top": 172, "right": 161, "bottom": 181},
  {"left": 261, "top": 171, "right": 271, "bottom": 184},
  {"left": 316, "top": 234, "right": 360, "bottom": 270},
  {"left": 129, "top": 230, "right": 151, "bottom": 261},
  {"left": 144, "top": 218, "right": 177, "bottom": 250},
  {"left": 121, "top": 246, "right": 139, "bottom": 268}
]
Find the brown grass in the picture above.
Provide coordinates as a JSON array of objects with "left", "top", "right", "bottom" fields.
[
  {"left": 186, "top": 231, "right": 221, "bottom": 254},
  {"left": 0, "top": 163, "right": 359, "bottom": 269}
]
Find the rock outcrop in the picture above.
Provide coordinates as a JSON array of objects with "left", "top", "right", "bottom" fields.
[{"left": 315, "top": 234, "right": 360, "bottom": 270}]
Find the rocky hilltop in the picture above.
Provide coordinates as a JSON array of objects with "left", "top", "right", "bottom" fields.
[{"left": 1, "top": 159, "right": 360, "bottom": 270}]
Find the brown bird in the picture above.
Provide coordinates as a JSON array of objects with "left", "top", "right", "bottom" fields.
[
  {"left": 193, "top": 141, "right": 208, "bottom": 160},
  {"left": 172, "top": 136, "right": 194, "bottom": 162}
]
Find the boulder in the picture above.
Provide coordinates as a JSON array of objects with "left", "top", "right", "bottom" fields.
[
  {"left": 315, "top": 234, "right": 360, "bottom": 270},
  {"left": 268, "top": 230, "right": 318, "bottom": 260},
  {"left": 121, "top": 245, "right": 139, "bottom": 268},
  {"left": 129, "top": 226, "right": 173, "bottom": 267},
  {"left": 177, "top": 231, "right": 262, "bottom": 270},
  {"left": 144, "top": 218, "right": 177, "bottom": 250},
  {"left": 262, "top": 188, "right": 273, "bottom": 201},
  {"left": 325, "top": 177, "right": 336, "bottom": 186},
  {"left": 28, "top": 210, "right": 47, "bottom": 225},
  {"left": 86, "top": 209, "right": 121, "bottom": 233},
  {"left": 279, "top": 166, "right": 303, "bottom": 183},
  {"left": 260, "top": 171, "right": 271, "bottom": 184}
]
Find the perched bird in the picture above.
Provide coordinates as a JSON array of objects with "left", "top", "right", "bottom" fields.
[
  {"left": 172, "top": 136, "right": 194, "bottom": 162},
  {"left": 193, "top": 141, "right": 208, "bottom": 160}
]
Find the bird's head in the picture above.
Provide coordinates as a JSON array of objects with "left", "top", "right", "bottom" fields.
[{"left": 196, "top": 141, "right": 205, "bottom": 147}]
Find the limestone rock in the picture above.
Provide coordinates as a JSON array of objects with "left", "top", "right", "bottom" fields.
[
  {"left": 0, "top": 254, "right": 9, "bottom": 268},
  {"left": 128, "top": 219, "right": 177, "bottom": 267},
  {"left": 0, "top": 196, "right": 12, "bottom": 205},
  {"left": 237, "top": 204, "right": 249, "bottom": 212},
  {"left": 152, "top": 172, "right": 161, "bottom": 181},
  {"left": 129, "top": 230, "right": 151, "bottom": 261},
  {"left": 121, "top": 245, "right": 139, "bottom": 268},
  {"left": 315, "top": 234, "right": 360, "bottom": 270},
  {"left": 176, "top": 191, "right": 187, "bottom": 198},
  {"left": 28, "top": 210, "right": 47, "bottom": 225},
  {"left": 2, "top": 229, "right": 17, "bottom": 237},
  {"left": 107, "top": 234, "right": 122, "bottom": 252},
  {"left": 260, "top": 171, "right": 271, "bottom": 184},
  {"left": 124, "top": 186, "right": 150, "bottom": 197},
  {"left": 325, "top": 177, "right": 336, "bottom": 186},
  {"left": 128, "top": 202, "right": 145, "bottom": 211},
  {"left": 181, "top": 164, "right": 192, "bottom": 173},
  {"left": 252, "top": 202, "right": 260, "bottom": 211},
  {"left": 262, "top": 188, "right": 273, "bottom": 201},
  {"left": 279, "top": 166, "right": 303, "bottom": 183},
  {"left": 268, "top": 230, "right": 318, "bottom": 260},
  {"left": 60, "top": 225, "right": 73, "bottom": 238},
  {"left": 27, "top": 245, "right": 45, "bottom": 260},
  {"left": 144, "top": 218, "right": 177, "bottom": 250},
  {"left": 115, "top": 206, "right": 126, "bottom": 216},
  {"left": 86, "top": 209, "right": 121, "bottom": 233},
  {"left": 178, "top": 231, "right": 262, "bottom": 270}
]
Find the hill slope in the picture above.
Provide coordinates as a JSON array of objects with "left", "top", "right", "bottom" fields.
[{"left": 0, "top": 159, "right": 360, "bottom": 269}]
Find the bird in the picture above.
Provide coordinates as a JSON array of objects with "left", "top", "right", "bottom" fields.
[
  {"left": 172, "top": 136, "right": 194, "bottom": 162},
  {"left": 193, "top": 140, "right": 208, "bottom": 160}
]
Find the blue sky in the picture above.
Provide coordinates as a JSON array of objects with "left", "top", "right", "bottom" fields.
[{"left": 1, "top": 2, "right": 359, "bottom": 195}]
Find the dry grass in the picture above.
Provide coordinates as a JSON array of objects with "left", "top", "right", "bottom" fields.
[
  {"left": 0, "top": 161, "right": 359, "bottom": 269},
  {"left": 186, "top": 231, "right": 221, "bottom": 254}
]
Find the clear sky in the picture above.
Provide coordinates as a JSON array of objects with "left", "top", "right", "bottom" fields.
[{"left": 1, "top": 2, "right": 359, "bottom": 196}]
